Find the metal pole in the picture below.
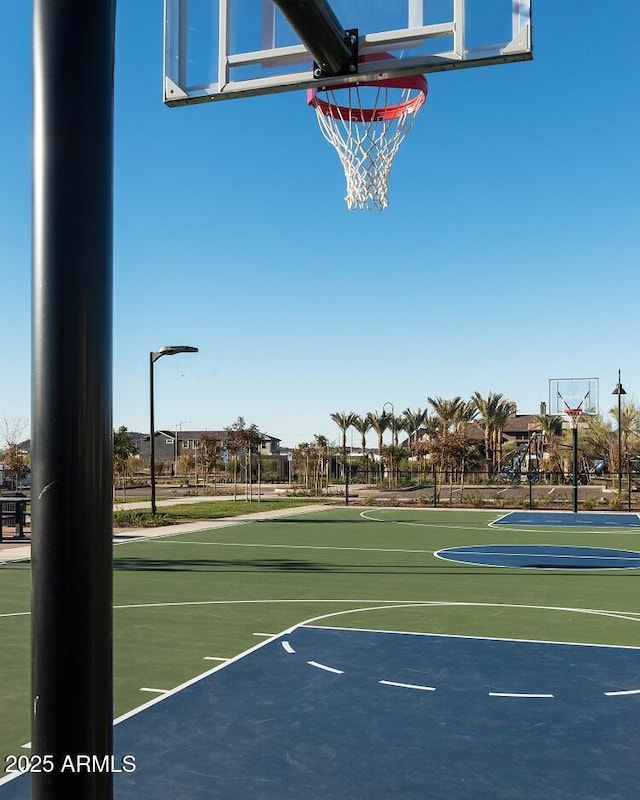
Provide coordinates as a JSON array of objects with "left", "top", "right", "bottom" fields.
[
  {"left": 150, "top": 353, "right": 157, "bottom": 514},
  {"left": 32, "top": 1, "right": 116, "bottom": 797},
  {"left": 612, "top": 370, "right": 626, "bottom": 495},
  {"left": 572, "top": 424, "right": 578, "bottom": 514},
  {"left": 618, "top": 376, "right": 623, "bottom": 494},
  {"left": 149, "top": 350, "right": 197, "bottom": 512},
  {"left": 344, "top": 442, "right": 349, "bottom": 506},
  {"left": 272, "top": 0, "right": 355, "bottom": 76}
]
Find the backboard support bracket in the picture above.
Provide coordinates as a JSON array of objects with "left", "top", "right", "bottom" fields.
[{"left": 313, "top": 28, "right": 358, "bottom": 80}]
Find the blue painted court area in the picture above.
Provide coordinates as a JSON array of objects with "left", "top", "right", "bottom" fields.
[
  {"left": 494, "top": 511, "right": 640, "bottom": 528},
  {"left": 2, "top": 626, "right": 640, "bottom": 799},
  {"left": 436, "top": 544, "right": 640, "bottom": 569}
]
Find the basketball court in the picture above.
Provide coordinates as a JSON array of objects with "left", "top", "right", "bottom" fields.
[
  {"left": 3, "top": 622, "right": 639, "bottom": 799},
  {"left": 3, "top": 505, "right": 640, "bottom": 797}
]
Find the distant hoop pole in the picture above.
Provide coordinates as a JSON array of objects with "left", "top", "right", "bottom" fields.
[
  {"left": 565, "top": 409, "right": 582, "bottom": 513},
  {"left": 272, "top": 0, "right": 357, "bottom": 77}
]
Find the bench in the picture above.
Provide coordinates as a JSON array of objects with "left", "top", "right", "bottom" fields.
[{"left": 0, "top": 497, "right": 30, "bottom": 541}]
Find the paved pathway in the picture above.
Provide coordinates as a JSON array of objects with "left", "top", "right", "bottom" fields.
[{"left": 0, "top": 497, "right": 329, "bottom": 564}]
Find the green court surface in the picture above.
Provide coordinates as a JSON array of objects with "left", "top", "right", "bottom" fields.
[{"left": 2, "top": 506, "right": 640, "bottom": 774}]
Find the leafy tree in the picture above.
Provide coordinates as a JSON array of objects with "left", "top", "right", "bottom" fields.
[
  {"left": 225, "top": 417, "right": 263, "bottom": 500},
  {"left": 1, "top": 417, "right": 29, "bottom": 490},
  {"left": 314, "top": 434, "right": 330, "bottom": 495},
  {"left": 113, "top": 425, "right": 138, "bottom": 498},
  {"left": 293, "top": 442, "right": 313, "bottom": 489},
  {"left": 199, "top": 434, "right": 218, "bottom": 488}
]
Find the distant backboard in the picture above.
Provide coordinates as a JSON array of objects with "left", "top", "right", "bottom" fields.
[
  {"left": 164, "top": 0, "right": 532, "bottom": 107},
  {"left": 549, "top": 378, "right": 600, "bottom": 416}
]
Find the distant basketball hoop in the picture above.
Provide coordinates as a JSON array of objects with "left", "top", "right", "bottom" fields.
[
  {"left": 308, "top": 66, "right": 428, "bottom": 211},
  {"left": 565, "top": 408, "right": 583, "bottom": 429}
]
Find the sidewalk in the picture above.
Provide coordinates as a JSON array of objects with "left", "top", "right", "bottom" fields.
[{"left": 0, "top": 497, "right": 327, "bottom": 564}]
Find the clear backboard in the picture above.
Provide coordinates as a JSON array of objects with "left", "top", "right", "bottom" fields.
[
  {"left": 549, "top": 378, "right": 600, "bottom": 416},
  {"left": 164, "top": 0, "right": 532, "bottom": 107}
]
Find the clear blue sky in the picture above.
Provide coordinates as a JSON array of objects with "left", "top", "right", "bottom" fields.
[{"left": 1, "top": 2, "right": 638, "bottom": 449}]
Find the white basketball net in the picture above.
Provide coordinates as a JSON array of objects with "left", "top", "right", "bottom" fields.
[
  {"left": 565, "top": 410, "right": 583, "bottom": 430},
  {"left": 310, "top": 83, "right": 426, "bottom": 211}
]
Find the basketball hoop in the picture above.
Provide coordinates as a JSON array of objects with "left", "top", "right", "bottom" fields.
[
  {"left": 308, "top": 64, "right": 428, "bottom": 211},
  {"left": 565, "top": 409, "right": 583, "bottom": 429}
]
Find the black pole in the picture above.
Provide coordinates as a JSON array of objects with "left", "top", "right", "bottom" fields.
[
  {"left": 618, "top": 375, "right": 623, "bottom": 494},
  {"left": 572, "top": 424, "right": 578, "bottom": 514},
  {"left": 344, "top": 443, "right": 349, "bottom": 506},
  {"left": 528, "top": 434, "right": 533, "bottom": 509},
  {"left": 150, "top": 353, "right": 157, "bottom": 514},
  {"left": 272, "top": 0, "right": 355, "bottom": 76},
  {"left": 32, "top": 1, "right": 115, "bottom": 798}
]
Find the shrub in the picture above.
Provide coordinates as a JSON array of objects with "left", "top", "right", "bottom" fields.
[
  {"left": 608, "top": 494, "right": 626, "bottom": 511},
  {"left": 113, "top": 510, "right": 171, "bottom": 528},
  {"left": 466, "top": 493, "right": 484, "bottom": 508}
]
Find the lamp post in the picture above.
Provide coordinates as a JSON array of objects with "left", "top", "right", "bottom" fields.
[
  {"left": 150, "top": 346, "right": 198, "bottom": 513},
  {"left": 383, "top": 402, "right": 394, "bottom": 487},
  {"left": 612, "top": 370, "right": 627, "bottom": 493}
]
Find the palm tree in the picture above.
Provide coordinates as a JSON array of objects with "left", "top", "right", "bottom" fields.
[
  {"left": 352, "top": 414, "right": 372, "bottom": 481},
  {"left": 330, "top": 411, "right": 358, "bottom": 453},
  {"left": 492, "top": 400, "right": 516, "bottom": 471},
  {"left": 427, "top": 397, "right": 477, "bottom": 494},
  {"left": 330, "top": 411, "right": 358, "bottom": 504},
  {"left": 428, "top": 396, "right": 475, "bottom": 433},
  {"left": 314, "top": 434, "right": 330, "bottom": 495},
  {"left": 472, "top": 392, "right": 514, "bottom": 479},
  {"left": 367, "top": 411, "right": 391, "bottom": 484},
  {"left": 352, "top": 414, "right": 371, "bottom": 454},
  {"left": 401, "top": 408, "right": 427, "bottom": 452},
  {"left": 534, "top": 413, "right": 564, "bottom": 479}
]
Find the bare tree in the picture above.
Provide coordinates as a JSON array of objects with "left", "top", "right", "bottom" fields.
[{"left": 1, "top": 417, "right": 29, "bottom": 490}]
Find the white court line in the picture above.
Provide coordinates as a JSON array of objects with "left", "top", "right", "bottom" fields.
[
  {"left": 360, "top": 508, "right": 640, "bottom": 535},
  {"left": 151, "top": 540, "right": 436, "bottom": 555},
  {"left": 140, "top": 687, "right": 169, "bottom": 694},
  {"left": 282, "top": 641, "right": 295, "bottom": 654},
  {"left": 441, "top": 550, "right": 640, "bottom": 562},
  {"left": 379, "top": 680, "right": 436, "bottom": 692},
  {"left": 307, "top": 660, "right": 344, "bottom": 675},
  {"left": 489, "top": 692, "right": 554, "bottom": 698},
  {"left": 203, "top": 656, "right": 228, "bottom": 661},
  {"left": 253, "top": 632, "right": 274, "bottom": 637},
  {"left": 604, "top": 688, "right": 640, "bottom": 696}
]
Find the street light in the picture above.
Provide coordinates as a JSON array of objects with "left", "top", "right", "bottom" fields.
[
  {"left": 612, "top": 370, "right": 627, "bottom": 493},
  {"left": 383, "top": 402, "right": 394, "bottom": 487},
  {"left": 149, "top": 345, "right": 198, "bottom": 513}
]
